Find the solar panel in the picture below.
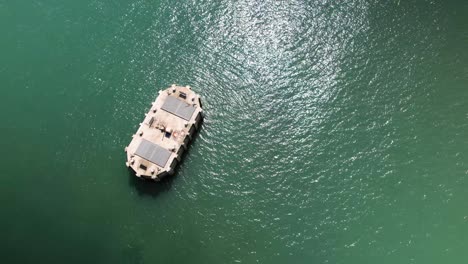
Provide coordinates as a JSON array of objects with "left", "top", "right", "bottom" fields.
[
  {"left": 161, "top": 95, "right": 196, "bottom": 121},
  {"left": 161, "top": 96, "right": 179, "bottom": 114},
  {"left": 135, "top": 139, "right": 172, "bottom": 167}
]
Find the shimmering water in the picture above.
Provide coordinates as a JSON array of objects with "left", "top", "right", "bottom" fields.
[{"left": 1, "top": 0, "right": 468, "bottom": 263}]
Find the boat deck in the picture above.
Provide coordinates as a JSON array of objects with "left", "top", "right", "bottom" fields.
[{"left": 125, "top": 85, "right": 203, "bottom": 180}]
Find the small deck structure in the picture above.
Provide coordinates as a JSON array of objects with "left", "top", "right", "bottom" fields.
[{"left": 125, "top": 85, "right": 203, "bottom": 180}]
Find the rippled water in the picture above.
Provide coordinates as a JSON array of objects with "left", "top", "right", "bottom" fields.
[{"left": 1, "top": 0, "right": 468, "bottom": 263}]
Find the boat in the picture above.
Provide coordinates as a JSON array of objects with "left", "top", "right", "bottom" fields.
[{"left": 125, "top": 85, "right": 203, "bottom": 181}]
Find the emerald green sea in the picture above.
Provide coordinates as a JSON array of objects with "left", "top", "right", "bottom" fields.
[{"left": 1, "top": 0, "right": 468, "bottom": 263}]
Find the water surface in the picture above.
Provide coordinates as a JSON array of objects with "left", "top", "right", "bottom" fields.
[{"left": 1, "top": 0, "right": 468, "bottom": 263}]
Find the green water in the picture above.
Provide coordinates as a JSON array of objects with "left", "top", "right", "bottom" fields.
[{"left": 1, "top": 0, "right": 468, "bottom": 263}]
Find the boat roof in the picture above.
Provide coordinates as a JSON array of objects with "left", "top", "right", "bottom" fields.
[
  {"left": 135, "top": 139, "right": 172, "bottom": 167},
  {"left": 161, "top": 95, "right": 197, "bottom": 121}
]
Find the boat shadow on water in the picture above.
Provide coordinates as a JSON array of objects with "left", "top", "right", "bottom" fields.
[{"left": 127, "top": 169, "right": 175, "bottom": 198}]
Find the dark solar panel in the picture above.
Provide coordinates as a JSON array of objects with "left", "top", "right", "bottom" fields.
[
  {"left": 161, "top": 96, "right": 196, "bottom": 121},
  {"left": 135, "top": 139, "right": 172, "bottom": 167},
  {"left": 161, "top": 96, "right": 179, "bottom": 114},
  {"left": 177, "top": 105, "right": 196, "bottom": 121}
]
